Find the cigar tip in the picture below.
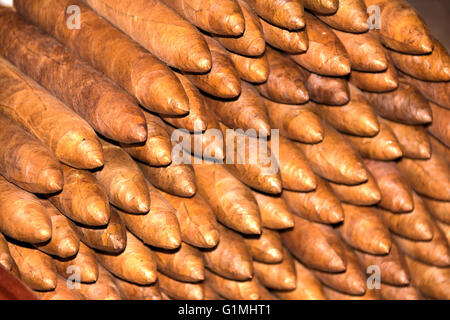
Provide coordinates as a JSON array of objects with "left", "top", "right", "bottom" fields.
[
  {"left": 416, "top": 108, "right": 433, "bottom": 124},
  {"left": 143, "top": 269, "right": 157, "bottom": 283},
  {"left": 288, "top": 16, "right": 305, "bottom": 30},
  {"left": 418, "top": 144, "right": 431, "bottom": 159},
  {"left": 368, "top": 189, "right": 382, "bottom": 203},
  {"left": 377, "top": 238, "right": 392, "bottom": 254},
  {"left": 197, "top": 56, "right": 212, "bottom": 73},
  {"left": 159, "top": 153, "right": 172, "bottom": 166},
  {"left": 167, "top": 235, "right": 182, "bottom": 249},
  {"left": 253, "top": 119, "right": 271, "bottom": 137},
  {"left": 420, "top": 39, "right": 434, "bottom": 54},
  {"left": 203, "top": 229, "right": 220, "bottom": 247},
  {"left": 366, "top": 119, "right": 380, "bottom": 136},
  {"left": 43, "top": 277, "right": 57, "bottom": 290},
  {"left": 386, "top": 77, "right": 399, "bottom": 90},
  {"left": 137, "top": 200, "right": 150, "bottom": 214},
  {"left": 133, "top": 124, "right": 149, "bottom": 142},
  {"left": 330, "top": 255, "right": 346, "bottom": 272},
  {"left": 396, "top": 270, "right": 411, "bottom": 285},
  {"left": 224, "top": 80, "right": 241, "bottom": 98},
  {"left": 336, "top": 61, "right": 351, "bottom": 76},
  {"left": 228, "top": 14, "right": 245, "bottom": 36},
  {"left": 417, "top": 222, "right": 434, "bottom": 241},
  {"left": 281, "top": 214, "right": 295, "bottom": 228},
  {"left": 42, "top": 169, "right": 64, "bottom": 192},
  {"left": 283, "top": 276, "right": 297, "bottom": 290},
  {"left": 352, "top": 279, "right": 367, "bottom": 296},
  {"left": 248, "top": 293, "right": 259, "bottom": 300},
  {"left": 267, "top": 248, "right": 283, "bottom": 262},
  {"left": 303, "top": 175, "right": 317, "bottom": 191},
  {"left": 295, "top": 87, "right": 310, "bottom": 103},
  {"left": 386, "top": 143, "right": 403, "bottom": 159},
  {"left": 328, "top": 208, "right": 344, "bottom": 224},
  {"left": 248, "top": 38, "right": 266, "bottom": 56},
  {"left": 190, "top": 268, "right": 205, "bottom": 281},
  {"left": 372, "top": 58, "right": 388, "bottom": 72},
  {"left": 245, "top": 218, "right": 262, "bottom": 235},
  {"left": 86, "top": 198, "right": 110, "bottom": 226},
  {"left": 353, "top": 18, "right": 369, "bottom": 33},
  {"left": 354, "top": 168, "right": 368, "bottom": 184},
  {"left": 59, "top": 238, "right": 80, "bottom": 258},
  {"left": 181, "top": 181, "right": 197, "bottom": 197},
  {"left": 334, "top": 90, "right": 350, "bottom": 105},
  {"left": 266, "top": 176, "right": 282, "bottom": 194},
  {"left": 36, "top": 225, "right": 52, "bottom": 242},
  {"left": 399, "top": 199, "right": 414, "bottom": 213}
]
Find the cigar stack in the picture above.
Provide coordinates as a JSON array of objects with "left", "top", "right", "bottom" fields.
[{"left": 0, "top": 0, "right": 448, "bottom": 300}]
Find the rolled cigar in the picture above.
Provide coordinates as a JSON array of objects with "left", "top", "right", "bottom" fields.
[
  {"left": 405, "top": 256, "right": 450, "bottom": 300},
  {"left": 0, "top": 9, "right": 147, "bottom": 144},
  {"left": 54, "top": 242, "right": 99, "bottom": 284},
  {"left": 184, "top": 36, "right": 241, "bottom": 99},
  {"left": 273, "top": 259, "right": 327, "bottom": 300},
  {"left": 113, "top": 276, "right": 162, "bottom": 300},
  {"left": 275, "top": 136, "right": 316, "bottom": 192},
  {"left": 13, "top": 0, "right": 190, "bottom": 115},
  {"left": 323, "top": 286, "right": 379, "bottom": 300},
  {"left": 0, "top": 114, "right": 63, "bottom": 194},
  {"left": 94, "top": 141, "right": 150, "bottom": 214},
  {"left": 244, "top": 228, "right": 283, "bottom": 264},
  {"left": 281, "top": 215, "right": 347, "bottom": 272},
  {"left": 302, "top": 0, "right": 339, "bottom": 14},
  {"left": 159, "top": 190, "right": 219, "bottom": 248},
  {"left": 316, "top": 0, "right": 369, "bottom": 33},
  {"left": 229, "top": 51, "right": 269, "bottom": 83},
  {"left": 364, "top": 160, "right": 414, "bottom": 213},
  {"left": 289, "top": 13, "right": 351, "bottom": 76},
  {"left": 96, "top": 232, "right": 157, "bottom": 285},
  {"left": 0, "top": 57, "right": 102, "bottom": 169},
  {"left": 379, "top": 284, "right": 423, "bottom": 300},
  {"left": 297, "top": 66, "right": 350, "bottom": 105},
  {"left": 158, "top": 271, "right": 204, "bottom": 300},
  {"left": 333, "top": 29, "right": 387, "bottom": 72},
  {"left": 121, "top": 111, "right": 172, "bottom": 166},
  {"left": 252, "top": 191, "right": 294, "bottom": 230},
  {"left": 0, "top": 176, "right": 52, "bottom": 244},
  {"left": 379, "top": 192, "right": 434, "bottom": 241},
  {"left": 205, "top": 82, "right": 270, "bottom": 135},
  {"left": 49, "top": 165, "right": 110, "bottom": 227},
  {"left": 205, "top": 269, "right": 259, "bottom": 300},
  {"left": 313, "top": 243, "right": 367, "bottom": 296},
  {"left": 350, "top": 58, "right": 399, "bottom": 92},
  {"left": 427, "top": 102, "right": 450, "bottom": 148},
  {"left": 355, "top": 242, "right": 410, "bottom": 286},
  {"left": 73, "top": 207, "right": 127, "bottom": 254},
  {"left": 344, "top": 120, "right": 403, "bottom": 160},
  {"left": 383, "top": 119, "right": 431, "bottom": 159},
  {"left": 364, "top": 79, "right": 433, "bottom": 125},
  {"left": 314, "top": 85, "right": 380, "bottom": 137},
  {"left": 0, "top": 233, "right": 17, "bottom": 276},
  {"left": 214, "top": 0, "right": 265, "bottom": 57},
  {"left": 294, "top": 123, "right": 368, "bottom": 185},
  {"left": 397, "top": 151, "right": 450, "bottom": 201},
  {"left": 400, "top": 72, "right": 450, "bottom": 110},
  {"left": 423, "top": 196, "right": 450, "bottom": 225},
  {"left": 394, "top": 223, "right": 450, "bottom": 268},
  {"left": 203, "top": 224, "right": 253, "bottom": 281},
  {"left": 255, "top": 47, "right": 309, "bottom": 105},
  {"left": 254, "top": 248, "right": 296, "bottom": 290},
  {"left": 260, "top": 18, "right": 308, "bottom": 54},
  {"left": 388, "top": 38, "right": 450, "bottom": 82},
  {"left": 33, "top": 200, "right": 80, "bottom": 259},
  {"left": 220, "top": 123, "right": 282, "bottom": 195},
  {"left": 74, "top": 266, "right": 122, "bottom": 300},
  {"left": 283, "top": 177, "right": 344, "bottom": 224},
  {"left": 194, "top": 162, "right": 262, "bottom": 235},
  {"left": 364, "top": 0, "right": 433, "bottom": 54},
  {"left": 36, "top": 275, "right": 85, "bottom": 300},
  {"left": 162, "top": 0, "right": 244, "bottom": 36},
  {"left": 161, "top": 73, "right": 208, "bottom": 132},
  {"left": 82, "top": 0, "right": 212, "bottom": 73},
  {"left": 138, "top": 161, "right": 196, "bottom": 198},
  {"left": 153, "top": 243, "right": 204, "bottom": 282},
  {"left": 328, "top": 171, "right": 381, "bottom": 206},
  {"left": 8, "top": 241, "right": 57, "bottom": 291},
  {"left": 245, "top": 0, "right": 305, "bottom": 30},
  {"left": 337, "top": 204, "right": 391, "bottom": 255},
  {"left": 265, "top": 100, "right": 323, "bottom": 144},
  {"left": 117, "top": 181, "right": 181, "bottom": 250}
]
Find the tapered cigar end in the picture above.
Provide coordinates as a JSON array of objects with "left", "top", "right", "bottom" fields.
[
  {"left": 353, "top": 18, "right": 369, "bottom": 33},
  {"left": 35, "top": 224, "right": 52, "bottom": 243},
  {"left": 385, "top": 77, "right": 399, "bottom": 91},
  {"left": 243, "top": 216, "right": 262, "bottom": 235},
  {"left": 80, "top": 139, "right": 104, "bottom": 169},
  {"left": 42, "top": 277, "right": 57, "bottom": 291},
  {"left": 386, "top": 143, "right": 403, "bottom": 159},
  {"left": 351, "top": 279, "right": 367, "bottom": 296},
  {"left": 417, "top": 144, "right": 431, "bottom": 159},
  {"left": 334, "top": 90, "right": 350, "bottom": 106},
  {"left": 329, "top": 254, "right": 346, "bottom": 273},
  {"left": 58, "top": 238, "right": 80, "bottom": 258},
  {"left": 368, "top": 189, "right": 382, "bottom": 204},
  {"left": 180, "top": 180, "right": 197, "bottom": 197},
  {"left": 415, "top": 222, "right": 434, "bottom": 241},
  {"left": 224, "top": 80, "right": 242, "bottom": 98},
  {"left": 189, "top": 267, "right": 205, "bottom": 282},
  {"left": 140, "top": 268, "right": 157, "bottom": 284},
  {"left": 372, "top": 58, "right": 388, "bottom": 72},
  {"left": 251, "top": 64, "right": 269, "bottom": 83},
  {"left": 86, "top": 198, "right": 110, "bottom": 226},
  {"left": 155, "top": 148, "right": 172, "bottom": 166},
  {"left": 248, "top": 38, "right": 266, "bottom": 56},
  {"left": 84, "top": 267, "right": 99, "bottom": 283},
  {"left": 375, "top": 237, "right": 392, "bottom": 255},
  {"left": 295, "top": 86, "right": 310, "bottom": 104},
  {"left": 266, "top": 248, "right": 283, "bottom": 262},
  {"left": 253, "top": 118, "right": 271, "bottom": 137},
  {"left": 131, "top": 123, "right": 149, "bottom": 143},
  {"left": 196, "top": 56, "right": 212, "bottom": 73},
  {"left": 227, "top": 14, "right": 245, "bottom": 36},
  {"left": 352, "top": 168, "right": 368, "bottom": 184},
  {"left": 416, "top": 108, "right": 433, "bottom": 124},
  {"left": 419, "top": 38, "right": 434, "bottom": 54},
  {"left": 167, "top": 235, "right": 182, "bottom": 249},
  {"left": 327, "top": 207, "right": 344, "bottom": 224},
  {"left": 288, "top": 16, "right": 305, "bottom": 30},
  {"left": 336, "top": 60, "right": 351, "bottom": 76},
  {"left": 323, "top": 0, "right": 339, "bottom": 13},
  {"left": 265, "top": 176, "right": 282, "bottom": 195},
  {"left": 303, "top": 175, "right": 317, "bottom": 192},
  {"left": 365, "top": 119, "right": 380, "bottom": 137},
  {"left": 203, "top": 229, "right": 220, "bottom": 248},
  {"left": 398, "top": 197, "right": 414, "bottom": 213},
  {"left": 40, "top": 168, "right": 64, "bottom": 193},
  {"left": 282, "top": 275, "right": 297, "bottom": 290}
]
